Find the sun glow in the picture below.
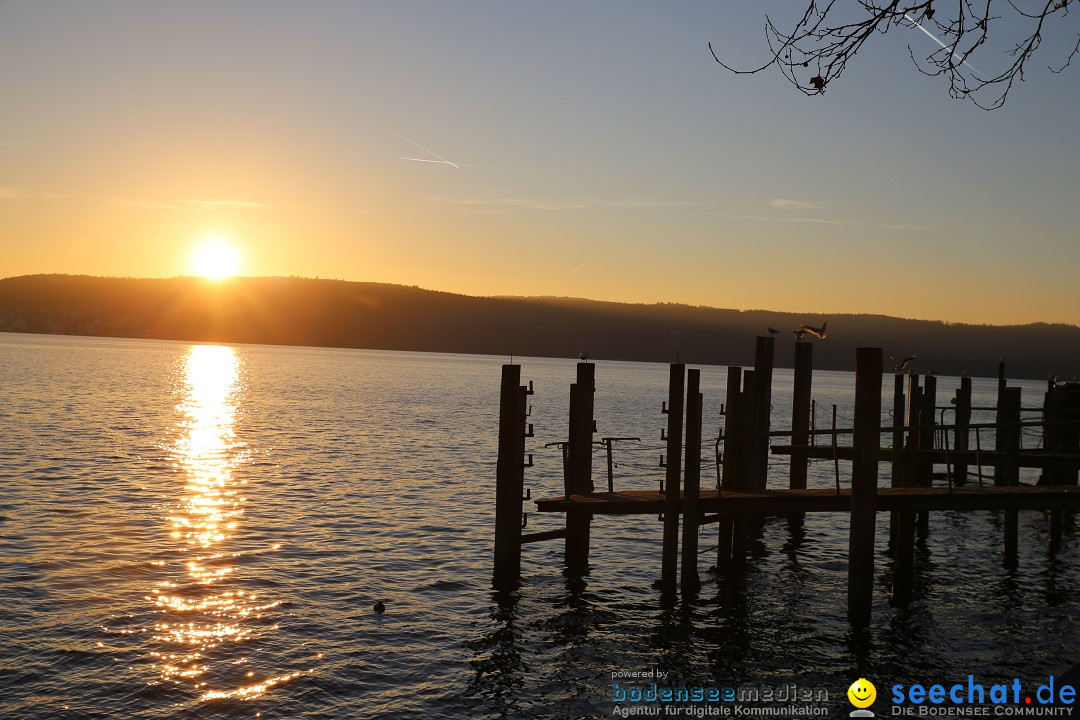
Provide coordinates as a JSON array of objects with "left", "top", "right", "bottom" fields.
[{"left": 190, "top": 237, "right": 241, "bottom": 280}]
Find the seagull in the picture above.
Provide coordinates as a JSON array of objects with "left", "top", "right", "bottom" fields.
[
  {"left": 891, "top": 354, "right": 918, "bottom": 373},
  {"left": 767, "top": 327, "right": 781, "bottom": 335},
  {"left": 373, "top": 600, "right": 385, "bottom": 614},
  {"left": 794, "top": 329, "right": 807, "bottom": 341},
  {"left": 799, "top": 321, "right": 827, "bottom": 340},
  {"left": 579, "top": 350, "right": 588, "bottom": 362}
]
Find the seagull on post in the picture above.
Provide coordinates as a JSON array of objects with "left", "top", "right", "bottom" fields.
[
  {"left": 891, "top": 355, "right": 918, "bottom": 373},
  {"left": 799, "top": 321, "right": 827, "bottom": 340}
]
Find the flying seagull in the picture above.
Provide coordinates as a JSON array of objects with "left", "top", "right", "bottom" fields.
[
  {"left": 799, "top": 321, "right": 827, "bottom": 340},
  {"left": 767, "top": 327, "right": 781, "bottom": 335},
  {"left": 891, "top": 354, "right": 918, "bottom": 373}
]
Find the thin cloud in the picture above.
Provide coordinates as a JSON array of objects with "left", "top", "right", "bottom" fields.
[
  {"left": 770, "top": 198, "right": 823, "bottom": 210},
  {"left": 105, "top": 197, "right": 266, "bottom": 210},
  {"left": 705, "top": 210, "right": 927, "bottom": 232},
  {"left": 436, "top": 196, "right": 699, "bottom": 212},
  {"left": 181, "top": 199, "right": 266, "bottom": 210},
  {"left": 0, "top": 190, "right": 265, "bottom": 210},
  {"left": 100, "top": 197, "right": 184, "bottom": 209}
]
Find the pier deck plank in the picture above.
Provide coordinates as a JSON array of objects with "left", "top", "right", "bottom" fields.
[
  {"left": 771, "top": 445, "right": 1080, "bottom": 469},
  {"left": 534, "top": 485, "right": 1080, "bottom": 515}
]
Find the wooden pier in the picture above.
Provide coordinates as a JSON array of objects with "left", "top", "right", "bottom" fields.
[
  {"left": 492, "top": 340, "right": 1080, "bottom": 625},
  {"left": 534, "top": 485, "right": 1080, "bottom": 515}
]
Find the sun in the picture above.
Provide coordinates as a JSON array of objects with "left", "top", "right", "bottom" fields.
[{"left": 190, "top": 237, "right": 241, "bottom": 280}]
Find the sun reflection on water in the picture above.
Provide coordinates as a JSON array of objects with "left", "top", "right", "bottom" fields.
[{"left": 150, "top": 345, "right": 299, "bottom": 703}]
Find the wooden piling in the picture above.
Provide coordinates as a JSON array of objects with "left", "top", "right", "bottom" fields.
[
  {"left": 889, "top": 374, "right": 905, "bottom": 552},
  {"left": 717, "top": 366, "right": 742, "bottom": 573},
  {"left": 1047, "top": 384, "right": 1080, "bottom": 550},
  {"left": 917, "top": 374, "right": 937, "bottom": 536},
  {"left": 681, "top": 369, "right": 703, "bottom": 594},
  {"left": 736, "top": 371, "right": 756, "bottom": 488},
  {"left": 995, "top": 361, "right": 1007, "bottom": 484},
  {"left": 790, "top": 342, "right": 813, "bottom": 491},
  {"left": 751, "top": 337, "right": 775, "bottom": 492},
  {"left": 1042, "top": 379, "right": 1058, "bottom": 487},
  {"left": 565, "top": 362, "right": 595, "bottom": 572},
  {"left": 906, "top": 375, "right": 922, "bottom": 457},
  {"left": 494, "top": 364, "right": 529, "bottom": 588},
  {"left": 892, "top": 374, "right": 920, "bottom": 604},
  {"left": 955, "top": 377, "right": 972, "bottom": 485},
  {"left": 1059, "top": 385, "right": 1080, "bottom": 486},
  {"left": 848, "top": 348, "right": 882, "bottom": 626},
  {"left": 891, "top": 374, "right": 906, "bottom": 488},
  {"left": 1045, "top": 381, "right": 1061, "bottom": 550},
  {"left": 1000, "top": 386, "right": 1021, "bottom": 559},
  {"left": 730, "top": 371, "right": 755, "bottom": 578},
  {"left": 661, "top": 363, "right": 685, "bottom": 592}
]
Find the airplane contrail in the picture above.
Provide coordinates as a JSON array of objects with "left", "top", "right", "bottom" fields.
[
  {"left": 395, "top": 133, "right": 459, "bottom": 168},
  {"left": 905, "top": 13, "right": 981, "bottom": 75},
  {"left": 570, "top": 260, "right": 591, "bottom": 272},
  {"left": 401, "top": 157, "right": 456, "bottom": 165},
  {"left": 905, "top": 12, "right": 1058, "bottom": 116}
]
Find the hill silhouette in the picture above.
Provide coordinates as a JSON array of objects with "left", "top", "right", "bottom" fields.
[{"left": 1, "top": 274, "right": 1077, "bottom": 380}]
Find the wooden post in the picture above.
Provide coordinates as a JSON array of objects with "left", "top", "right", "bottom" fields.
[
  {"left": 494, "top": 364, "right": 529, "bottom": 588},
  {"left": 995, "top": 361, "right": 1007, "bottom": 484},
  {"left": 681, "top": 369, "right": 703, "bottom": 594},
  {"left": 565, "top": 362, "right": 595, "bottom": 571},
  {"left": 892, "top": 374, "right": 920, "bottom": 604},
  {"left": 1044, "top": 381, "right": 1062, "bottom": 549},
  {"left": 891, "top": 374, "right": 906, "bottom": 488},
  {"left": 1049, "top": 385, "right": 1080, "bottom": 550},
  {"left": 730, "top": 371, "right": 755, "bottom": 578},
  {"left": 661, "top": 364, "right": 685, "bottom": 593},
  {"left": 848, "top": 348, "right": 882, "bottom": 626},
  {"left": 717, "top": 366, "right": 741, "bottom": 573},
  {"left": 955, "top": 377, "right": 972, "bottom": 485},
  {"left": 1060, "top": 385, "right": 1080, "bottom": 486},
  {"left": 906, "top": 375, "right": 922, "bottom": 459},
  {"left": 889, "top": 373, "right": 905, "bottom": 553},
  {"left": 917, "top": 374, "right": 937, "bottom": 537},
  {"left": 737, "top": 371, "right": 756, "bottom": 488},
  {"left": 1001, "top": 386, "right": 1021, "bottom": 560},
  {"left": 790, "top": 342, "right": 813, "bottom": 491},
  {"left": 751, "top": 337, "right": 775, "bottom": 492},
  {"left": 1041, "top": 379, "right": 1059, "bottom": 486}
]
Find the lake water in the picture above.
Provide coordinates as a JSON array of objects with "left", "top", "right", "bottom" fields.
[{"left": 0, "top": 333, "right": 1076, "bottom": 719}]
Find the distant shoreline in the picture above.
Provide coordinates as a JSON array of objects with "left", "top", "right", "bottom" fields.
[{"left": 2, "top": 274, "right": 1077, "bottom": 380}]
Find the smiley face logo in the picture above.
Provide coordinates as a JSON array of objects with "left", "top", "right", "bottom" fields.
[{"left": 848, "top": 678, "right": 876, "bottom": 708}]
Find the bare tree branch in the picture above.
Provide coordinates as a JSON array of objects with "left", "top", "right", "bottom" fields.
[{"left": 714, "top": 0, "right": 1077, "bottom": 109}]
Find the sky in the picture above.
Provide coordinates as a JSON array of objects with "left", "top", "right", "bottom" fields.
[{"left": 1, "top": 1, "right": 1078, "bottom": 326}]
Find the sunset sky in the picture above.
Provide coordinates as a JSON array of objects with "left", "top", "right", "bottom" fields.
[{"left": 1, "top": 2, "right": 1077, "bottom": 326}]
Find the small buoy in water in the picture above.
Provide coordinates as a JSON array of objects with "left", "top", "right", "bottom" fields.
[{"left": 373, "top": 601, "right": 385, "bottom": 614}]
